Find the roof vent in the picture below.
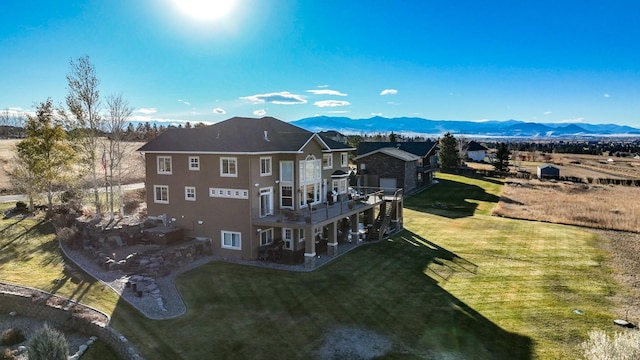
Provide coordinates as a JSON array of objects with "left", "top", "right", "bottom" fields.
[{"left": 263, "top": 130, "right": 270, "bottom": 142}]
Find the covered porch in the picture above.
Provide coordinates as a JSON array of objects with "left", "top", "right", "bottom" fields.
[{"left": 253, "top": 188, "right": 403, "bottom": 268}]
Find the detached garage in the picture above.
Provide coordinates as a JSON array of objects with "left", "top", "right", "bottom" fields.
[{"left": 537, "top": 164, "right": 560, "bottom": 179}]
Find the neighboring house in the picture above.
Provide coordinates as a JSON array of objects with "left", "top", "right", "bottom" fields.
[
  {"left": 354, "top": 141, "right": 438, "bottom": 193},
  {"left": 537, "top": 164, "right": 560, "bottom": 179},
  {"left": 138, "top": 117, "right": 403, "bottom": 268},
  {"left": 318, "top": 130, "right": 348, "bottom": 144},
  {"left": 466, "top": 141, "right": 488, "bottom": 162}
]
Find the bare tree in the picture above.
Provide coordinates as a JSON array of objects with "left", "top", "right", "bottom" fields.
[
  {"left": 65, "top": 56, "right": 104, "bottom": 216},
  {"left": 456, "top": 135, "right": 469, "bottom": 162},
  {"left": 104, "top": 93, "right": 134, "bottom": 217}
]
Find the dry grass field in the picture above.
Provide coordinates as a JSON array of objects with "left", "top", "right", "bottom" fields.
[
  {"left": 493, "top": 179, "right": 640, "bottom": 233},
  {"left": 466, "top": 151, "right": 640, "bottom": 180},
  {"left": 0, "top": 139, "right": 146, "bottom": 194}
]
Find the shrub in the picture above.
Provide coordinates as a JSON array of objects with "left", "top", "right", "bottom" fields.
[
  {"left": 27, "top": 323, "right": 69, "bottom": 360},
  {"left": 0, "top": 328, "right": 25, "bottom": 346},
  {"left": 15, "top": 201, "right": 27, "bottom": 209},
  {"left": 2, "top": 348, "right": 19, "bottom": 360},
  {"left": 57, "top": 227, "right": 80, "bottom": 248},
  {"left": 580, "top": 329, "right": 640, "bottom": 360}
]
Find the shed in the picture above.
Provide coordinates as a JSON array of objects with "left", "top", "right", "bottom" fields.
[{"left": 537, "top": 164, "right": 560, "bottom": 179}]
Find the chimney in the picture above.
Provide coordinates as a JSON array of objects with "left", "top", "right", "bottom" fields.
[{"left": 264, "top": 130, "right": 270, "bottom": 142}]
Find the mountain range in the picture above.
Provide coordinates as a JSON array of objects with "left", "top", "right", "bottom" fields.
[{"left": 291, "top": 116, "right": 640, "bottom": 138}]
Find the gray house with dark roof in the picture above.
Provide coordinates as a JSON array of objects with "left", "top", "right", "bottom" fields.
[
  {"left": 138, "top": 117, "right": 403, "bottom": 267},
  {"left": 354, "top": 141, "right": 438, "bottom": 193},
  {"left": 466, "top": 141, "right": 489, "bottom": 162}
]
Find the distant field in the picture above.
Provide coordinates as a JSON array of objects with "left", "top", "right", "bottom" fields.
[
  {"left": 466, "top": 151, "right": 640, "bottom": 180},
  {"left": 0, "top": 139, "right": 146, "bottom": 193}
]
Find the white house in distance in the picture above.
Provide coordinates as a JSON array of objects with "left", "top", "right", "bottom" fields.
[{"left": 466, "top": 141, "right": 489, "bottom": 162}]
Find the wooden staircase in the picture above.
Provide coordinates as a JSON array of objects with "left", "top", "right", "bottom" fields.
[{"left": 366, "top": 189, "right": 402, "bottom": 241}]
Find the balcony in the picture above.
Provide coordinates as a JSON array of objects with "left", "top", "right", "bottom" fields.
[{"left": 253, "top": 188, "right": 392, "bottom": 228}]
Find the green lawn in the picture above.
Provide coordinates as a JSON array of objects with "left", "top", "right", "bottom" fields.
[{"left": 1, "top": 173, "right": 619, "bottom": 359}]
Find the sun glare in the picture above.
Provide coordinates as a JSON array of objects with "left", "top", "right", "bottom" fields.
[{"left": 172, "top": 0, "right": 235, "bottom": 20}]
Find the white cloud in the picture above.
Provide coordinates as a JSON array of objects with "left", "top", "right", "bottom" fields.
[
  {"left": 326, "top": 110, "right": 350, "bottom": 114},
  {"left": 544, "top": 111, "right": 552, "bottom": 115},
  {"left": 313, "top": 100, "right": 350, "bottom": 108},
  {"left": 178, "top": 99, "right": 191, "bottom": 105},
  {"left": 371, "top": 112, "right": 383, "bottom": 116},
  {"left": 253, "top": 109, "right": 267, "bottom": 116},
  {"left": 317, "top": 84, "right": 329, "bottom": 88},
  {"left": 387, "top": 101, "right": 397, "bottom": 105},
  {"left": 380, "top": 89, "right": 398, "bottom": 96},
  {"left": 240, "top": 91, "right": 306, "bottom": 105},
  {"left": 137, "top": 108, "right": 157, "bottom": 114},
  {"left": 306, "top": 89, "right": 348, "bottom": 96},
  {"left": 603, "top": 93, "right": 611, "bottom": 98},
  {"left": 212, "top": 108, "right": 226, "bottom": 114}
]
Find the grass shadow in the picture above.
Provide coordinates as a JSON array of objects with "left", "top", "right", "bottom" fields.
[
  {"left": 405, "top": 176, "right": 500, "bottom": 218},
  {"left": 107, "top": 229, "right": 532, "bottom": 359}
]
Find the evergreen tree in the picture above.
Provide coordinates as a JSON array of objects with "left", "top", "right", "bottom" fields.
[
  {"left": 438, "top": 132, "right": 460, "bottom": 172},
  {"left": 493, "top": 142, "right": 510, "bottom": 171}
]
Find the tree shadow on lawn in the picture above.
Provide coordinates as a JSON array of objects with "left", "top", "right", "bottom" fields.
[
  {"left": 0, "top": 218, "right": 51, "bottom": 265},
  {"left": 405, "top": 177, "right": 500, "bottom": 218},
  {"left": 389, "top": 229, "right": 533, "bottom": 358}
]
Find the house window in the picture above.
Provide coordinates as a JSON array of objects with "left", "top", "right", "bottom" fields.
[
  {"left": 189, "top": 156, "right": 200, "bottom": 171},
  {"left": 299, "top": 155, "right": 321, "bottom": 207},
  {"left": 153, "top": 185, "right": 169, "bottom": 204},
  {"left": 280, "top": 185, "right": 293, "bottom": 208},
  {"left": 220, "top": 157, "right": 237, "bottom": 177},
  {"left": 322, "top": 154, "right": 333, "bottom": 169},
  {"left": 280, "top": 161, "right": 293, "bottom": 182},
  {"left": 221, "top": 231, "right": 241, "bottom": 250},
  {"left": 298, "top": 229, "right": 305, "bottom": 242},
  {"left": 157, "top": 156, "right": 172, "bottom": 174},
  {"left": 341, "top": 152, "right": 348, "bottom": 167},
  {"left": 259, "top": 228, "right": 273, "bottom": 246},
  {"left": 283, "top": 228, "right": 293, "bottom": 250},
  {"left": 259, "top": 187, "right": 273, "bottom": 217},
  {"left": 185, "top": 186, "right": 196, "bottom": 201},
  {"left": 260, "top": 157, "right": 272, "bottom": 176},
  {"left": 332, "top": 178, "right": 348, "bottom": 194}
]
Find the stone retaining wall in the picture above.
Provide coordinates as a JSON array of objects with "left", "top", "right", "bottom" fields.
[{"left": 0, "top": 283, "right": 143, "bottom": 360}]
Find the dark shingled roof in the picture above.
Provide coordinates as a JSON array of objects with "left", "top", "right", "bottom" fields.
[
  {"left": 138, "top": 117, "right": 353, "bottom": 153},
  {"left": 467, "top": 140, "right": 488, "bottom": 151},
  {"left": 356, "top": 141, "right": 437, "bottom": 157}
]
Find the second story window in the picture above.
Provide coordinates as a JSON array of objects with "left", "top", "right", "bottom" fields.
[
  {"left": 185, "top": 186, "right": 196, "bottom": 201},
  {"left": 189, "top": 156, "right": 200, "bottom": 171},
  {"left": 220, "top": 157, "right": 237, "bottom": 177},
  {"left": 260, "top": 156, "right": 272, "bottom": 176},
  {"left": 157, "top": 156, "right": 172, "bottom": 174},
  {"left": 341, "top": 152, "right": 348, "bottom": 167},
  {"left": 322, "top": 154, "right": 333, "bottom": 169}
]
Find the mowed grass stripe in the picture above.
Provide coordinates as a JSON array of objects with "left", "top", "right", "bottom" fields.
[{"left": 404, "top": 174, "right": 614, "bottom": 358}]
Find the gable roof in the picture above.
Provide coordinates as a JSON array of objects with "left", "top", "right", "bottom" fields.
[
  {"left": 467, "top": 140, "right": 488, "bottom": 152},
  {"left": 354, "top": 147, "right": 421, "bottom": 162},
  {"left": 356, "top": 141, "right": 437, "bottom": 157},
  {"left": 138, "top": 117, "right": 353, "bottom": 154}
]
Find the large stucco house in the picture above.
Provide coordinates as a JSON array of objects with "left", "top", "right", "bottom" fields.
[{"left": 138, "top": 117, "right": 403, "bottom": 268}]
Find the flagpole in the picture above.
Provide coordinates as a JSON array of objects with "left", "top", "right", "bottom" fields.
[{"left": 103, "top": 147, "right": 108, "bottom": 218}]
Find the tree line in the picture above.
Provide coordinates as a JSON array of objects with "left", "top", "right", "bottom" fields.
[{"left": 10, "top": 56, "right": 134, "bottom": 218}]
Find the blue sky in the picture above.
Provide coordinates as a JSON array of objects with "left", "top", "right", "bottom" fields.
[{"left": 1, "top": 0, "right": 639, "bottom": 126}]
